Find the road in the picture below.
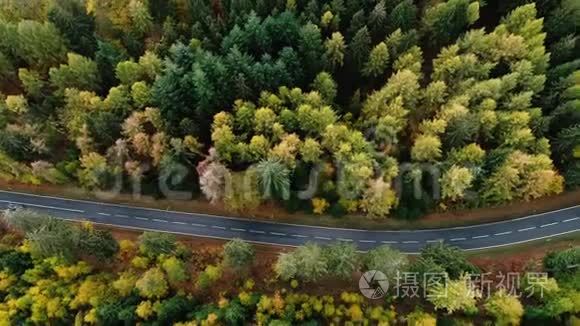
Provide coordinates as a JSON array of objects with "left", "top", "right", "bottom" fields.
[{"left": 0, "top": 190, "right": 578, "bottom": 253}]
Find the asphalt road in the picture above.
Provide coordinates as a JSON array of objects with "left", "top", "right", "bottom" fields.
[{"left": 0, "top": 190, "right": 578, "bottom": 253}]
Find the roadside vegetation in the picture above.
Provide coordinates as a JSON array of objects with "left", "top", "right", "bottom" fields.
[
  {"left": 0, "top": 0, "right": 578, "bottom": 221},
  {"left": 0, "top": 209, "right": 577, "bottom": 325}
]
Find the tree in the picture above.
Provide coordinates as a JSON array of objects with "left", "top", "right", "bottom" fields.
[
  {"left": 275, "top": 243, "right": 328, "bottom": 282},
  {"left": 255, "top": 159, "right": 291, "bottom": 200},
  {"left": 422, "top": 0, "right": 479, "bottom": 48},
  {"left": 78, "top": 152, "right": 118, "bottom": 190},
  {"left": 364, "top": 245, "right": 408, "bottom": 281},
  {"left": 349, "top": 27, "right": 371, "bottom": 69},
  {"left": 324, "top": 32, "right": 346, "bottom": 70},
  {"left": 323, "top": 242, "right": 359, "bottom": 280},
  {"left": 223, "top": 238, "right": 255, "bottom": 271},
  {"left": 359, "top": 177, "right": 398, "bottom": 218},
  {"left": 389, "top": 0, "right": 417, "bottom": 33},
  {"left": 18, "top": 68, "right": 44, "bottom": 97},
  {"left": 76, "top": 227, "right": 119, "bottom": 260},
  {"left": 115, "top": 60, "right": 144, "bottom": 85},
  {"left": 311, "top": 72, "right": 337, "bottom": 103},
  {"left": 543, "top": 247, "right": 580, "bottom": 280},
  {"left": 199, "top": 161, "right": 229, "bottom": 204},
  {"left": 411, "top": 134, "right": 442, "bottom": 162},
  {"left": 363, "top": 42, "right": 389, "bottom": 77},
  {"left": 136, "top": 267, "right": 169, "bottom": 299},
  {"left": 440, "top": 166, "right": 474, "bottom": 201},
  {"left": 428, "top": 275, "right": 478, "bottom": 314},
  {"left": 161, "top": 256, "right": 188, "bottom": 285},
  {"left": 406, "top": 311, "right": 437, "bottom": 326},
  {"left": 484, "top": 290, "right": 524, "bottom": 326},
  {"left": 138, "top": 232, "right": 176, "bottom": 258},
  {"left": 414, "top": 243, "right": 477, "bottom": 279},
  {"left": 14, "top": 20, "right": 67, "bottom": 69}
]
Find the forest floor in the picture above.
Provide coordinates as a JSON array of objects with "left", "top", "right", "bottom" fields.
[{"left": 2, "top": 180, "right": 580, "bottom": 230}]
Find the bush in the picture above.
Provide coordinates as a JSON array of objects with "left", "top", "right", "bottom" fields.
[{"left": 329, "top": 202, "right": 347, "bottom": 218}]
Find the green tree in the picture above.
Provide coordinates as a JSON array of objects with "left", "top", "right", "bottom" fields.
[
  {"left": 349, "top": 26, "right": 371, "bottom": 69},
  {"left": 49, "top": 53, "right": 100, "bottom": 93},
  {"left": 311, "top": 72, "right": 337, "bottom": 103},
  {"left": 138, "top": 232, "right": 177, "bottom": 258},
  {"left": 115, "top": 60, "right": 144, "bottom": 85},
  {"left": 364, "top": 245, "right": 408, "bottom": 281},
  {"left": 422, "top": 0, "right": 479, "bottom": 47},
  {"left": 363, "top": 42, "right": 389, "bottom": 77},
  {"left": 323, "top": 242, "right": 359, "bottom": 280},
  {"left": 389, "top": 0, "right": 417, "bottom": 33},
  {"left": 223, "top": 238, "right": 255, "bottom": 271},
  {"left": 161, "top": 256, "right": 188, "bottom": 285},
  {"left": 136, "top": 267, "right": 169, "bottom": 299},
  {"left": 411, "top": 134, "right": 442, "bottom": 162},
  {"left": 413, "top": 243, "right": 477, "bottom": 279},
  {"left": 14, "top": 20, "right": 67, "bottom": 69},
  {"left": 255, "top": 159, "right": 291, "bottom": 200},
  {"left": 324, "top": 32, "right": 346, "bottom": 70}
]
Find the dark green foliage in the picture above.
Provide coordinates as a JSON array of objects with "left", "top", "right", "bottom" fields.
[
  {"left": 138, "top": 231, "right": 177, "bottom": 258},
  {"left": 444, "top": 115, "right": 480, "bottom": 149},
  {"left": 422, "top": 0, "right": 474, "bottom": 48},
  {"left": 48, "top": 0, "right": 97, "bottom": 58},
  {"left": 0, "top": 250, "right": 33, "bottom": 275},
  {"left": 412, "top": 243, "right": 478, "bottom": 279},
  {"left": 97, "top": 295, "right": 140, "bottom": 326},
  {"left": 155, "top": 295, "right": 195, "bottom": 324},
  {"left": 349, "top": 26, "right": 371, "bottom": 69},
  {"left": 95, "top": 41, "right": 128, "bottom": 92},
  {"left": 76, "top": 228, "right": 119, "bottom": 260},
  {"left": 543, "top": 247, "right": 580, "bottom": 280},
  {"left": 388, "top": 0, "right": 417, "bottom": 33}
]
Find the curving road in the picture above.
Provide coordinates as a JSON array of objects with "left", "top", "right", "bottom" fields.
[{"left": 0, "top": 190, "right": 578, "bottom": 253}]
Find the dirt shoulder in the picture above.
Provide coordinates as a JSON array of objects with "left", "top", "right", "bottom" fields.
[{"left": 2, "top": 180, "right": 580, "bottom": 230}]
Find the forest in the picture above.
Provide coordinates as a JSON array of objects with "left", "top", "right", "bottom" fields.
[
  {"left": 0, "top": 209, "right": 577, "bottom": 325},
  {"left": 0, "top": 0, "right": 579, "bottom": 219}
]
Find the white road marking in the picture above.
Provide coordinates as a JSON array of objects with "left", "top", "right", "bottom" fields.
[
  {"left": 116, "top": 214, "right": 129, "bottom": 218},
  {"left": 270, "top": 232, "right": 287, "bottom": 236},
  {"left": 540, "top": 222, "right": 558, "bottom": 228},
  {"left": 249, "top": 229, "right": 265, "bottom": 234},
  {"left": 211, "top": 225, "right": 226, "bottom": 230},
  {"left": 315, "top": 236, "right": 331, "bottom": 240},
  {"left": 359, "top": 240, "right": 376, "bottom": 243},
  {"left": 292, "top": 234, "right": 308, "bottom": 238},
  {"left": 172, "top": 221, "right": 187, "bottom": 225},
  {"left": 472, "top": 235, "right": 489, "bottom": 239},
  {"left": 135, "top": 216, "right": 149, "bottom": 221},
  {"left": 97, "top": 212, "right": 111, "bottom": 216},
  {"left": 426, "top": 239, "right": 442, "bottom": 243},
  {"left": 230, "top": 228, "right": 246, "bottom": 232},
  {"left": 562, "top": 217, "right": 580, "bottom": 223},
  {"left": 337, "top": 238, "right": 353, "bottom": 242},
  {"left": 518, "top": 226, "right": 536, "bottom": 232},
  {"left": 403, "top": 240, "right": 419, "bottom": 244},
  {"left": 494, "top": 231, "right": 512, "bottom": 236},
  {"left": 190, "top": 223, "right": 206, "bottom": 227},
  {"left": 5, "top": 189, "right": 580, "bottom": 234},
  {"left": 153, "top": 218, "right": 168, "bottom": 223},
  {"left": 381, "top": 240, "right": 398, "bottom": 244},
  {"left": 0, "top": 200, "right": 84, "bottom": 213},
  {"left": 450, "top": 237, "right": 466, "bottom": 242}
]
